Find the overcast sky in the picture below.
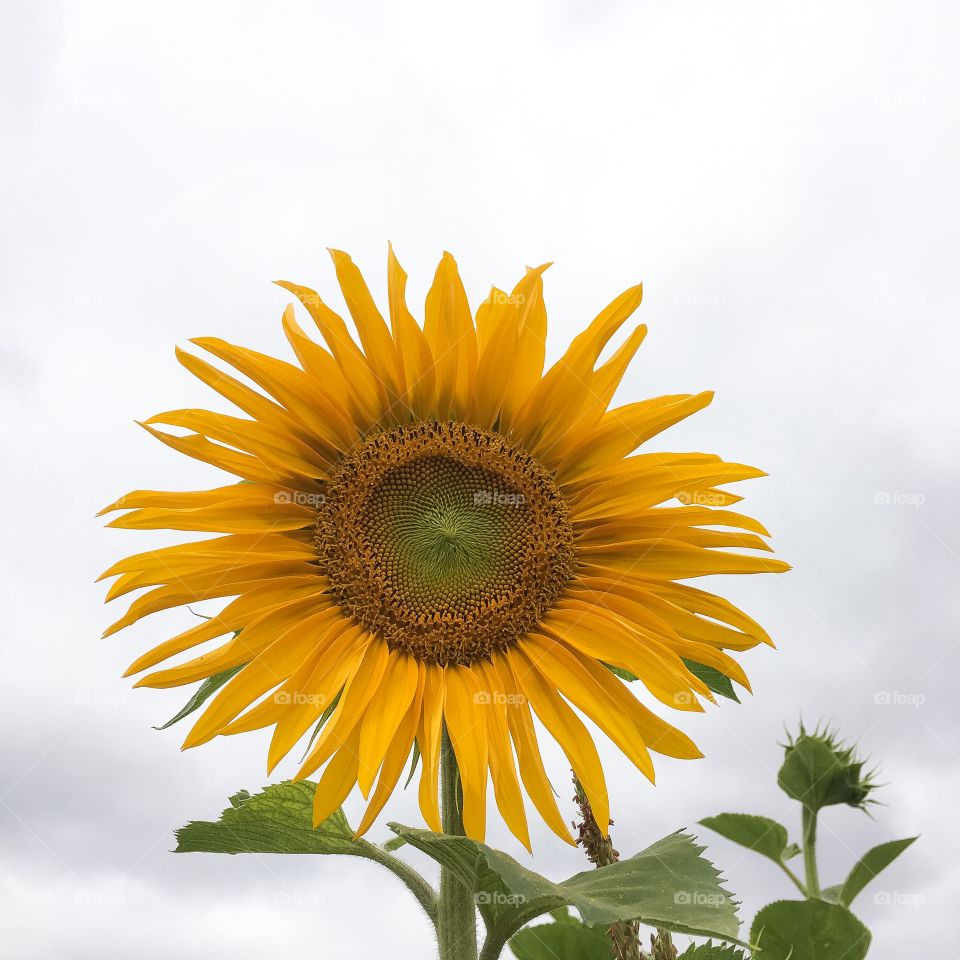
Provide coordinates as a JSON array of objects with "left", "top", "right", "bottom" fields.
[{"left": 2, "top": 1, "right": 958, "bottom": 957}]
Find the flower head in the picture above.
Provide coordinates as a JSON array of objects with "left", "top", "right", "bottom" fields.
[
  {"left": 778, "top": 722, "right": 880, "bottom": 812},
  {"left": 100, "top": 248, "right": 788, "bottom": 848}
]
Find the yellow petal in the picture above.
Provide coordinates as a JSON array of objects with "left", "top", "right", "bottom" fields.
[
  {"left": 387, "top": 244, "right": 436, "bottom": 419},
  {"left": 122, "top": 576, "right": 327, "bottom": 676},
  {"left": 313, "top": 725, "right": 362, "bottom": 826},
  {"left": 551, "top": 323, "right": 648, "bottom": 461},
  {"left": 296, "top": 638, "right": 391, "bottom": 779},
  {"left": 497, "top": 264, "right": 550, "bottom": 433},
  {"left": 508, "top": 647, "right": 610, "bottom": 834},
  {"left": 144, "top": 408, "right": 334, "bottom": 478},
  {"left": 190, "top": 336, "right": 352, "bottom": 452},
  {"left": 417, "top": 665, "right": 446, "bottom": 833},
  {"left": 520, "top": 635, "right": 655, "bottom": 782},
  {"left": 423, "top": 252, "right": 477, "bottom": 419},
  {"left": 275, "top": 280, "right": 384, "bottom": 423},
  {"left": 443, "top": 665, "right": 489, "bottom": 842},
  {"left": 470, "top": 292, "right": 520, "bottom": 429},
  {"left": 264, "top": 626, "right": 369, "bottom": 771},
  {"left": 329, "top": 248, "right": 405, "bottom": 413},
  {"left": 491, "top": 653, "right": 575, "bottom": 846},
  {"left": 557, "top": 648, "right": 704, "bottom": 760},
  {"left": 175, "top": 346, "right": 300, "bottom": 436},
  {"left": 181, "top": 605, "right": 343, "bottom": 748},
  {"left": 558, "top": 392, "right": 715, "bottom": 482},
  {"left": 513, "top": 284, "right": 644, "bottom": 456},
  {"left": 356, "top": 651, "right": 420, "bottom": 797},
  {"left": 102, "top": 564, "right": 322, "bottom": 637},
  {"left": 474, "top": 660, "right": 531, "bottom": 851},
  {"left": 354, "top": 662, "right": 425, "bottom": 837},
  {"left": 545, "top": 602, "right": 708, "bottom": 711}
]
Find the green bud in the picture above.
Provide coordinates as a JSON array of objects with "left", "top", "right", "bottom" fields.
[{"left": 777, "top": 722, "right": 879, "bottom": 813}]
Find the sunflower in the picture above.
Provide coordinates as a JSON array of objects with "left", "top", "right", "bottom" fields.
[{"left": 100, "top": 248, "right": 787, "bottom": 850}]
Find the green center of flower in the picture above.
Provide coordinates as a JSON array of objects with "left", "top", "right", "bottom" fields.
[{"left": 316, "top": 421, "right": 575, "bottom": 666}]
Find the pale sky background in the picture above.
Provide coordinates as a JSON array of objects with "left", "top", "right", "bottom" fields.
[{"left": 2, "top": 1, "right": 958, "bottom": 957}]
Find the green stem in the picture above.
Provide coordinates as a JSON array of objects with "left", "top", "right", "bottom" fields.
[
  {"left": 357, "top": 842, "right": 439, "bottom": 925},
  {"left": 801, "top": 806, "right": 821, "bottom": 899},
  {"left": 478, "top": 931, "right": 509, "bottom": 960},
  {"left": 776, "top": 858, "right": 808, "bottom": 898},
  {"left": 438, "top": 728, "right": 478, "bottom": 960}
]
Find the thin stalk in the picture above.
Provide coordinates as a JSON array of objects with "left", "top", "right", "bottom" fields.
[
  {"left": 776, "top": 858, "right": 808, "bottom": 898},
  {"left": 357, "top": 842, "right": 439, "bottom": 924},
  {"left": 573, "top": 776, "right": 643, "bottom": 960},
  {"left": 801, "top": 806, "right": 821, "bottom": 899},
  {"left": 438, "top": 728, "right": 478, "bottom": 960}
]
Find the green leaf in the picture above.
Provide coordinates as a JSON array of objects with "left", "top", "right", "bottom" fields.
[
  {"left": 603, "top": 661, "right": 740, "bottom": 702},
  {"left": 750, "top": 900, "right": 871, "bottom": 960},
  {"left": 153, "top": 664, "right": 245, "bottom": 730},
  {"left": 839, "top": 836, "right": 917, "bottom": 907},
  {"left": 699, "top": 814, "right": 792, "bottom": 864},
  {"left": 389, "top": 824, "right": 742, "bottom": 945},
  {"left": 175, "top": 781, "right": 361, "bottom": 855},
  {"left": 175, "top": 783, "right": 439, "bottom": 921},
  {"left": 404, "top": 738, "right": 422, "bottom": 789},
  {"left": 782, "top": 842, "right": 801, "bottom": 861},
  {"left": 509, "top": 918, "right": 612, "bottom": 959},
  {"left": 603, "top": 663, "right": 639, "bottom": 682},
  {"left": 682, "top": 660, "right": 740, "bottom": 702},
  {"left": 677, "top": 942, "right": 747, "bottom": 959},
  {"left": 299, "top": 688, "right": 342, "bottom": 760}
]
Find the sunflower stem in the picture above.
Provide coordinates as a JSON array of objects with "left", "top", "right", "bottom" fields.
[
  {"left": 801, "top": 805, "right": 821, "bottom": 899},
  {"left": 572, "top": 775, "right": 643, "bottom": 960},
  {"left": 438, "top": 727, "right": 478, "bottom": 960}
]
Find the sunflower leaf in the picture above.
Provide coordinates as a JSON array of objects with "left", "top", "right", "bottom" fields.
[
  {"left": 404, "top": 738, "right": 422, "bottom": 789},
  {"left": 681, "top": 660, "right": 740, "bottom": 702},
  {"left": 603, "top": 663, "right": 639, "bottom": 682},
  {"left": 676, "top": 941, "right": 748, "bottom": 959},
  {"left": 509, "top": 915, "right": 612, "bottom": 959},
  {"left": 299, "top": 688, "right": 342, "bottom": 761},
  {"left": 699, "top": 813, "right": 793, "bottom": 864},
  {"left": 389, "top": 823, "right": 743, "bottom": 946},
  {"left": 749, "top": 899, "right": 870, "bottom": 960},
  {"left": 604, "top": 660, "right": 740, "bottom": 703},
  {"left": 838, "top": 836, "right": 917, "bottom": 907},
  {"left": 153, "top": 664, "right": 245, "bottom": 730},
  {"left": 175, "top": 783, "right": 439, "bottom": 921},
  {"left": 175, "top": 781, "right": 359, "bottom": 855}
]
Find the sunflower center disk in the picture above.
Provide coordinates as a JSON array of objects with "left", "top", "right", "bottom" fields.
[{"left": 317, "top": 421, "right": 575, "bottom": 666}]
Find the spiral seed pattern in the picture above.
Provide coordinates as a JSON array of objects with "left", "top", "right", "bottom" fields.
[{"left": 316, "top": 420, "right": 575, "bottom": 665}]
